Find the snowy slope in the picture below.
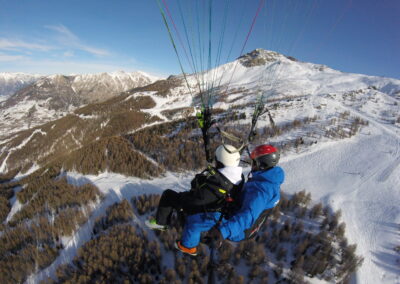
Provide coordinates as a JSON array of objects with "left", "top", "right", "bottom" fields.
[
  {"left": 210, "top": 50, "right": 399, "bottom": 102},
  {"left": 282, "top": 126, "right": 400, "bottom": 284},
  {"left": 70, "top": 70, "right": 159, "bottom": 102},
  {"left": 130, "top": 49, "right": 400, "bottom": 131}
]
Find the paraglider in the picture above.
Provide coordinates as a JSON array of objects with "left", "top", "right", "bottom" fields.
[{"left": 145, "top": 144, "right": 244, "bottom": 255}]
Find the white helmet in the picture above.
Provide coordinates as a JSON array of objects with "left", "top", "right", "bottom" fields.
[{"left": 215, "top": 144, "right": 241, "bottom": 167}]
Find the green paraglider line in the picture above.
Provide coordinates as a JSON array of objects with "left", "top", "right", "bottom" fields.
[
  {"left": 178, "top": 0, "right": 198, "bottom": 76},
  {"left": 156, "top": 0, "right": 193, "bottom": 98},
  {"left": 161, "top": 0, "right": 195, "bottom": 74},
  {"left": 177, "top": 0, "right": 202, "bottom": 94},
  {"left": 206, "top": 0, "right": 213, "bottom": 108}
]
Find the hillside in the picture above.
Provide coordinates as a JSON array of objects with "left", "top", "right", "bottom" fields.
[{"left": 0, "top": 49, "right": 399, "bottom": 283}]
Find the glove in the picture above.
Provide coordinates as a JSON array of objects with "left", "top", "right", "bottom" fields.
[{"left": 205, "top": 226, "right": 223, "bottom": 247}]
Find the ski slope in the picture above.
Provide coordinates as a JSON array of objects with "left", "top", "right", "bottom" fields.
[{"left": 282, "top": 125, "right": 400, "bottom": 284}]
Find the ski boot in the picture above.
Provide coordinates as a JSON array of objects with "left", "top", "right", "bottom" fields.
[{"left": 174, "top": 240, "right": 198, "bottom": 256}]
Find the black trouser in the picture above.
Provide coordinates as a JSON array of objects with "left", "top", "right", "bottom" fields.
[
  {"left": 156, "top": 189, "right": 187, "bottom": 225},
  {"left": 155, "top": 189, "right": 219, "bottom": 225}
]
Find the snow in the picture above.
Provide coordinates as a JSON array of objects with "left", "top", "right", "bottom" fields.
[
  {"left": 282, "top": 125, "right": 400, "bottom": 284},
  {"left": 0, "top": 129, "right": 47, "bottom": 172},
  {"left": 0, "top": 98, "right": 68, "bottom": 141},
  {"left": 6, "top": 197, "right": 23, "bottom": 223},
  {"left": 138, "top": 91, "right": 192, "bottom": 121}
]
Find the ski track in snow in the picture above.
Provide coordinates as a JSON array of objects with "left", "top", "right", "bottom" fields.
[{"left": 377, "top": 140, "right": 400, "bottom": 183}]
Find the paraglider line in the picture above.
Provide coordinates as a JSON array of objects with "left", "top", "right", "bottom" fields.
[
  {"left": 161, "top": 0, "right": 196, "bottom": 74},
  {"left": 156, "top": 0, "right": 194, "bottom": 97}
]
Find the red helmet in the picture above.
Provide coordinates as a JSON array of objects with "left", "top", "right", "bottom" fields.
[{"left": 250, "top": 144, "right": 280, "bottom": 170}]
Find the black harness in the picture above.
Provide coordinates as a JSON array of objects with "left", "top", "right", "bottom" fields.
[
  {"left": 191, "top": 166, "right": 243, "bottom": 212},
  {"left": 243, "top": 208, "right": 272, "bottom": 239}
]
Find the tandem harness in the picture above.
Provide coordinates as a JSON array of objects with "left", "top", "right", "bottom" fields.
[{"left": 191, "top": 165, "right": 244, "bottom": 213}]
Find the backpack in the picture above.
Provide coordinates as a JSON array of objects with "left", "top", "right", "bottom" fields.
[{"left": 190, "top": 166, "right": 244, "bottom": 212}]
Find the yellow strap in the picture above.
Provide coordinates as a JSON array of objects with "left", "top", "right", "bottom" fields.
[{"left": 218, "top": 188, "right": 226, "bottom": 194}]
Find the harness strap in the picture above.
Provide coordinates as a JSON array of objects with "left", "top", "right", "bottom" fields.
[{"left": 244, "top": 209, "right": 271, "bottom": 239}]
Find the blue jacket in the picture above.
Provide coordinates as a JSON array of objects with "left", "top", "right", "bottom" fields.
[{"left": 218, "top": 166, "right": 285, "bottom": 241}]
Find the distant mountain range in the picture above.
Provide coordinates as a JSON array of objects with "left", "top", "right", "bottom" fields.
[
  {"left": 0, "top": 70, "right": 158, "bottom": 104},
  {"left": 0, "top": 71, "right": 159, "bottom": 139}
]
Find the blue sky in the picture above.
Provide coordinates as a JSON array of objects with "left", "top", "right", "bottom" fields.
[{"left": 0, "top": 0, "right": 399, "bottom": 78}]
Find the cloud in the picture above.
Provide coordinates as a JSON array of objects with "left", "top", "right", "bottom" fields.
[
  {"left": 0, "top": 52, "right": 26, "bottom": 62},
  {"left": 63, "top": 51, "right": 74, "bottom": 57},
  {"left": 0, "top": 38, "right": 52, "bottom": 52},
  {"left": 45, "top": 24, "right": 110, "bottom": 56},
  {"left": 0, "top": 58, "right": 134, "bottom": 75}
]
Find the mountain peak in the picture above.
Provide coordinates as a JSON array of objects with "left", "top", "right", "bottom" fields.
[{"left": 238, "top": 49, "right": 297, "bottom": 67}]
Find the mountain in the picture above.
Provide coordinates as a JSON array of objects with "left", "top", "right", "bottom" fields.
[
  {"left": 1, "top": 48, "right": 399, "bottom": 181},
  {"left": 0, "top": 71, "right": 159, "bottom": 140},
  {"left": 0, "top": 49, "right": 399, "bottom": 284},
  {"left": 0, "top": 72, "right": 42, "bottom": 99}
]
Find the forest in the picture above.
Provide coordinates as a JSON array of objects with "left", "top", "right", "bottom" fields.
[{"left": 45, "top": 190, "right": 363, "bottom": 283}]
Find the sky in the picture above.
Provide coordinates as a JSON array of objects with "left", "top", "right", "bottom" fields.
[{"left": 0, "top": 0, "right": 399, "bottom": 79}]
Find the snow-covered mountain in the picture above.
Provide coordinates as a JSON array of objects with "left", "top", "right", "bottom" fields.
[
  {"left": 3, "top": 70, "right": 158, "bottom": 108},
  {"left": 1, "top": 49, "right": 399, "bottom": 284},
  {"left": 68, "top": 70, "right": 159, "bottom": 103},
  {"left": 0, "top": 72, "right": 42, "bottom": 99},
  {"left": 0, "top": 71, "right": 159, "bottom": 139}
]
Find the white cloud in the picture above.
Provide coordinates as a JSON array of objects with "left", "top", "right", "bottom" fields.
[
  {"left": 45, "top": 24, "right": 110, "bottom": 56},
  {"left": 63, "top": 51, "right": 74, "bottom": 57},
  {"left": 0, "top": 38, "right": 52, "bottom": 51},
  {"left": 0, "top": 52, "right": 26, "bottom": 62},
  {"left": 1, "top": 58, "right": 134, "bottom": 75}
]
